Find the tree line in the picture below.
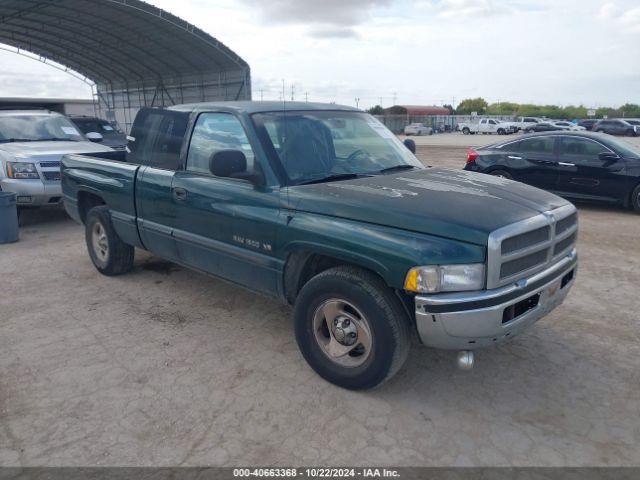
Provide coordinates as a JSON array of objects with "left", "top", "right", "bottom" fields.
[{"left": 367, "top": 99, "right": 640, "bottom": 119}]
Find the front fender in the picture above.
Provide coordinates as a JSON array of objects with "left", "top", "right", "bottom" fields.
[{"left": 281, "top": 212, "right": 485, "bottom": 290}]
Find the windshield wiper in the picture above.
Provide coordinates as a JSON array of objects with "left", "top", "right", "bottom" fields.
[
  {"left": 297, "top": 173, "right": 371, "bottom": 185},
  {"left": 378, "top": 164, "right": 418, "bottom": 174}
]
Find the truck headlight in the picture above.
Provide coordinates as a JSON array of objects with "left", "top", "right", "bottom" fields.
[
  {"left": 404, "top": 264, "right": 485, "bottom": 293},
  {"left": 7, "top": 162, "right": 40, "bottom": 179}
]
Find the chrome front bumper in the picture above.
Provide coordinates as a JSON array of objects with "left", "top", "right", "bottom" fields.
[
  {"left": 415, "top": 250, "right": 577, "bottom": 350},
  {"left": 0, "top": 179, "right": 62, "bottom": 206}
]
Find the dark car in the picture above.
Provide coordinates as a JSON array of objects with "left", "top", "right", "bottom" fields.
[
  {"left": 593, "top": 119, "right": 638, "bottom": 137},
  {"left": 578, "top": 119, "right": 598, "bottom": 131},
  {"left": 464, "top": 131, "right": 640, "bottom": 211},
  {"left": 523, "top": 122, "right": 564, "bottom": 133},
  {"left": 69, "top": 116, "right": 128, "bottom": 150}
]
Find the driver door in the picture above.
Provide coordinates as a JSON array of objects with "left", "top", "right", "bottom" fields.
[
  {"left": 171, "top": 112, "right": 283, "bottom": 295},
  {"left": 555, "top": 136, "right": 626, "bottom": 202}
]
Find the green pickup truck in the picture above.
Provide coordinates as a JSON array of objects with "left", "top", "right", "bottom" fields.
[{"left": 61, "top": 102, "right": 578, "bottom": 390}]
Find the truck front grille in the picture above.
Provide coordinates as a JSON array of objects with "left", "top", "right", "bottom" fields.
[{"left": 487, "top": 204, "right": 578, "bottom": 288}]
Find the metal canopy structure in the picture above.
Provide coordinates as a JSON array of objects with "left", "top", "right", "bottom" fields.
[{"left": 0, "top": 0, "right": 251, "bottom": 131}]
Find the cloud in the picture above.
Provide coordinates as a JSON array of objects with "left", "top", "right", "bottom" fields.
[
  {"left": 239, "top": 0, "right": 392, "bottom": 37},
  {"left": 417, "top": 0, "right": 546, "bottom": 18},
  {"left": 598, "top": 2, "right": 640, "bottom": 32}
]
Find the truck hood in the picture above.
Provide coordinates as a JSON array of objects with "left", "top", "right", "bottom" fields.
[
  {"left": 287, "top": 168, "right": 570, "bottom": 245},
  {"left": 0, "top": 141, "right": 113, "bottom": 161}
]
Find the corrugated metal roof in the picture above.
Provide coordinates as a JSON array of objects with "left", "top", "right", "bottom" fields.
[{"left": 0, "top": 0, "right": 249, "bottom": 84}]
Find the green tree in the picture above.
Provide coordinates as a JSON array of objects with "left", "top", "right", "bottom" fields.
[
  {"left": 366, "top": 105, "right": 384, "bottom": 115},
  {"left": 456, "top": 98, "right": 488, "bottom": 115}
]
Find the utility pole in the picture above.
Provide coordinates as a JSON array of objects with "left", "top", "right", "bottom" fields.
[
  {"left": 305, "top": 92, "right": 309, "bottom": 102},
  {"left": 291, "top": 84, "right": 295, "bottom": 101},
  {"left": 260, "top": 89, "right": 263, "bottom": 101},
  {"left": 281, "top": 79, "right": 285, "bottom": 103},
  {"left": 379, "top": 97, "right": 383, "bottom": 107},
  {"left": 355, "top": 97, "right": 360, "bottom": 109},
  {"left": 392, "top": 91, "right": 397, "bottom": 106}
]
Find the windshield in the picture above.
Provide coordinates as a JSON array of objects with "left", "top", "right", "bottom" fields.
[
  {"left": 74, "top": 119, "right": 119, "bottom": 134},
  {"left": 252, "top": 111, "right": 423, "bottom": 184},
  {"left": 0, "top": 114, "right": 83, "bottom": 143}
]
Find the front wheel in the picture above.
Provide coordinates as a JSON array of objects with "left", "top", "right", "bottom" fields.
[
  {"left": 497, "top": 128, "right": 505, "bottom": 135},
  {"left": 294, "top": 266, "right": 410, "bottom": 390},
  {"left": 462, "top": 127, "right": 470, "bottom": 135},
  {"left": 85, "top": 206, "right": 134, "bottom": 276}
]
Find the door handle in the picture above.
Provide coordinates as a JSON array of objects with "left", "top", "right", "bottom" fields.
[
  {"left": 172, "top": 187, "right": 187, "bottom": 201},
  {"left": 558, "top": 162, "right": 575, "bottom": 167},
  {"left": 507, "top": 155, "right": 522, "bottom": 160}
]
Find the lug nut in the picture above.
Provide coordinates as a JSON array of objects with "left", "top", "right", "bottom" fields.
[{"left": 343, "top": 319, "right": 350, "bottom": 326}]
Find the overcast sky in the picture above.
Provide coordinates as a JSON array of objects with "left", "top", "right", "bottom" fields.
[{"left": 0, "top": 0, "right": 638, "bottom": 109}]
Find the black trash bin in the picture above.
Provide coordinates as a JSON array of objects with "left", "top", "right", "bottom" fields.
[{"left": 0, "top": 192, "right": 19, "bottom": 244}]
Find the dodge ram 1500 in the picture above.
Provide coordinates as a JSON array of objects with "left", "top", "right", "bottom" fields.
[{"left": 61, "top": 102, "right": 578, "bottom": 390}]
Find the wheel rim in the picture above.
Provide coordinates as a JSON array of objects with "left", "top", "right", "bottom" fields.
[
  {"left": 312, "top": 299, "right": 373, "bottom": 368},
  {"left": 91, "top": 221, "right": 109, "bottom": 263}
]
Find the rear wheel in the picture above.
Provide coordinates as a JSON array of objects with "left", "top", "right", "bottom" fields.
[
  {"left": 489, "top": 169, "right": 513, "bottom": 180},
  {"left": 462, "top": 127, "right": 470, "bottom": 135},
  {"left": 631, "top": 184, "right": 640, "bottom": 213},
  {"left": 85, "top": 206, "right": 134, "bottom": 275},
  {"left": 294, "top": 266, "right": 410, "bottom": 390}
]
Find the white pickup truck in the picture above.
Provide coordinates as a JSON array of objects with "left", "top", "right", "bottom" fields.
[
  {"left": 0, "top": 110, "right": 116, "bottom": 214},
  {"left": 511, "top": 116, "right": 544, "bottom": 132},
  {"left": 459, "top": 118, "right": 516, "bottom": 135}
]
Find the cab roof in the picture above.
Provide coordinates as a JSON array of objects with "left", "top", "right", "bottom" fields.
[{"left": 168, "top": 101, "right": 359, "bottom": 114}]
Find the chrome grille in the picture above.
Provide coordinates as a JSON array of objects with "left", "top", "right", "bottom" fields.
[{"left": 487, "top": 204, "right": 578, "bottom": 288}]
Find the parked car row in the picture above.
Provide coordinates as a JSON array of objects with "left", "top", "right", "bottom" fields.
[{"left": 0, "top": 110, "right": 122, "bottom": 213}]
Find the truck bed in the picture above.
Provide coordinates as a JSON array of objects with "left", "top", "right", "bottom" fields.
[{"left": 61, "top": 153, "right": 142, "bottom": 247}]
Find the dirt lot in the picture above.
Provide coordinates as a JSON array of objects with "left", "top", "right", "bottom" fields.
[{"left": 1, "top": 133, "right": 640, "bottom": 467}]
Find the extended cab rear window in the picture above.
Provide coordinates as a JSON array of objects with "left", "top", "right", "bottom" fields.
[{"left": 128, "top": 109, "right": 189, "bottom": 170}]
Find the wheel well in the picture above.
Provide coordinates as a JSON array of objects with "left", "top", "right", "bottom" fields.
[
  {"left": 283, "top": 251, "right": 416, "bottom": 326},
  {"left": 78, "top": 191, "right": 106, "bottom": 224}
]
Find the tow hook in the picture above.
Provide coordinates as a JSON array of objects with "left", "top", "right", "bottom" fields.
[{"left": 457, "top": 350, "right": 474, "bottom": 370}]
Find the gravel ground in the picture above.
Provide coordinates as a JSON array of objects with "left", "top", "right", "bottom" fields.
[{"left": 1, "top": 133, "right": 639, "bottom": 467}]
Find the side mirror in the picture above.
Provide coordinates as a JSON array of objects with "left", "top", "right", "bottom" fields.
[
  {"left": 209, "top": 150, "right": 262, "bottom": 185},
  {"left": 403, "top": 138, "right": 416, "bottom": 154},
  {"left": 599, "top": 152, "right": 620, "bottom": 162},
  {"left": 86, "top": 132, "right": 103, "bottom": 143}
]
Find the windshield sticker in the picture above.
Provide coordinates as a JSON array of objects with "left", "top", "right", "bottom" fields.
[{"left": 61, "top": 127, "right": 79, "bottom": 136}]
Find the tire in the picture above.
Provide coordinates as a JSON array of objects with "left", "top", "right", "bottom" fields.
[
  {"left": 462, "top": 127, "right": 470, "bottom": 135},
  {"left": 294, "top": 266, "right": 410, "bottom": 390},
  {"left": 85, "top": 205, "right": 134, "bottom": 276},
  {"left": 489, "top": 169, "right": 513, "bottom": 180},
  {"left": 631, "top": 184, "right": 640, "bottom": 213},
  {"left": 626, "top": 129, "right": 635, "bottom": 137},
  {"left": 497, "top": 128, "right": 505, "bottom": 135}
]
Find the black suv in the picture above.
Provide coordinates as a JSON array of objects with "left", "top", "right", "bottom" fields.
[
  {"left": 593, "top": 119, "right": 638, "bottom": 137},
  {"left": 69, "top": 116, "right": 128, "bottom": 150},
  {"left": 464, "top": 131, "right": 640, "bottom": 211},
  {"left": 577, "top": 119, "right": 598, "bottom": 131}
]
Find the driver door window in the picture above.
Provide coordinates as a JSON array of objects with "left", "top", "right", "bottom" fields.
[{"left": 186, "top": 113, "right": 255, "bottom": 175}]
